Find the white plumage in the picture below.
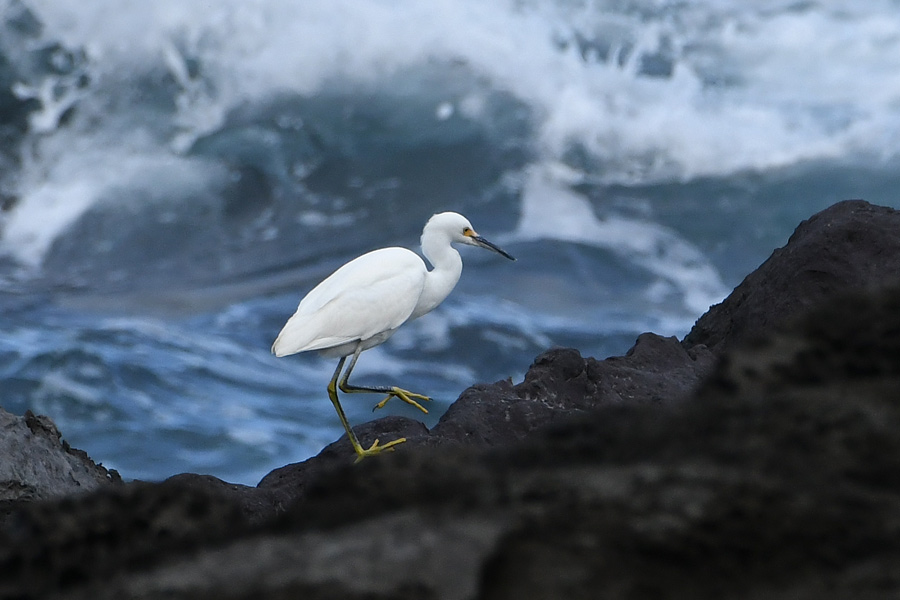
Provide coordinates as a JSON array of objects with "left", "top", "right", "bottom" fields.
[
  {"left": 272, "top": 247, "right": 425, "bottom": 358},
  {"left": 272, "top": 211, "right": 514, "bottom": 461}
]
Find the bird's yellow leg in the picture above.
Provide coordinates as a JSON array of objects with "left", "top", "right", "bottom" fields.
[
  {"left": 328, "top": 356, "right": 406, "bottom": 461},
  {"left": 337, "top": 346, "right": 431, "bottom": 414},
  {"left": 371, "top": 388, "right": 431, "bottom": 413}
]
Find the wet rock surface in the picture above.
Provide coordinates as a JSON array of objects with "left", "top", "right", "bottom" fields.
[{"left": 2, "top": 199, "right": 900, "bottom": 599}]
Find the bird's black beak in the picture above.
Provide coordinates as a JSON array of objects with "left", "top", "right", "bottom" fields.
[{"left": 472, "top": 235, "right": 516, "bottom": 261}]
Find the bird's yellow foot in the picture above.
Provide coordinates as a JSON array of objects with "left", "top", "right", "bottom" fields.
[
  {"left": 353, "top": 437, "right": 407, "bottom": 463},
  {"left": 372, "top": 387, "right": 431, "bottom": 414}
]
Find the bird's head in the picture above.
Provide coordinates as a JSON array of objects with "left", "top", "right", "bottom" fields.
[{"left": 425, "top": 212, "right": 515, "bottom": 261}]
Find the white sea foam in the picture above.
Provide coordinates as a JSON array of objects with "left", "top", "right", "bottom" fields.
[
  {"left": 512, "top": 165, "right": 729, "bottom": 316},
  {"left": 5, "top": 0, "right": 900, "bottom": 266},
  {"left": 0, "top": 146, "right": 223, "bottom": 266}
]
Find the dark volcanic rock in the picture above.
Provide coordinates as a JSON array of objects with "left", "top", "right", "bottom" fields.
[
  {"left": 3, "top": 199, "right": 900, "bottom": 598},
  {"left": 683, "top": 199, "right": 900, "bottom": 355},
  {"left": 254, "top": 335, "right": 714, "bottom": 506},
  {"left": 0, "top": 408, "right": 119, "bottom": 504},
  {"left": 0, "top": 478, "right": 252, "bottom": 599},
  {"left": 256, "top": 415, "right": 431, "bottom": 509},
  {"left": 432, "top": 333, "right": 714, "bottom": 447}
]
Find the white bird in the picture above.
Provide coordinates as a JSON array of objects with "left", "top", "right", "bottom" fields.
[{"left": 272, "top": 212, "right": 515, "bottom": 461}]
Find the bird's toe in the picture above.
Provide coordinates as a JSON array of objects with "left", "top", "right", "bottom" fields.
[{"left": 353, "top": 437, "right": 407, "bottom": 463}]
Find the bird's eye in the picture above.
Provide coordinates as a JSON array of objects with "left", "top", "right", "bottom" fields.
[{"left": 462, "top": 227, "right": 473, "bottom": 236}]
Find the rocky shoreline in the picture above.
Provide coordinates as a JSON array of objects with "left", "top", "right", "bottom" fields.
[{"left": 2, "top": 199, "right": 900, "bottom": 598}]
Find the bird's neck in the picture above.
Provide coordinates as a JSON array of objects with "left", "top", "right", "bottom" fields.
[{"left": 412, "top": 237, "right": 463, "bottom": 320}]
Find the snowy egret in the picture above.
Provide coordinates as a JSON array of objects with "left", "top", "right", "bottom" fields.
[{"left": 272, "top": 212, "right": 515, "bottom": 461}]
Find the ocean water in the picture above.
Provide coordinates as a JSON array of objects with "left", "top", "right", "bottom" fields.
[{"left": 1, "top": 0, "right": 899, "bottom": 484}]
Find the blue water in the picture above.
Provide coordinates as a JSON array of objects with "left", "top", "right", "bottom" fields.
[{"left": 1, "top": 0, "right": 899, "bottom": 484}]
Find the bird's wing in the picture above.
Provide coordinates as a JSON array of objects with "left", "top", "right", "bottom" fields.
[{"left": 272, "top": 247, "right": 426, "bottom": 356}]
